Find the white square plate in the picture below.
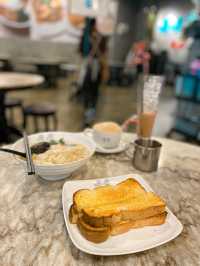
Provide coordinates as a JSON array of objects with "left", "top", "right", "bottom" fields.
[{"left": 62, "top": 174, "right": 183, "bottom": 256}]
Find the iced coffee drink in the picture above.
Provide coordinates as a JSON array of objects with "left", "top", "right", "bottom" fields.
[
  {"left": 137, "top": 75, "right": 164, "bottom": 139},
  {"left": 138, "top": 111, "right": 156, "bottom": 138}
]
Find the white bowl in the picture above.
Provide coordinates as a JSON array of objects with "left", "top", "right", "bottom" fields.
[{"left": 13, "top": 132, "right": 96, "bottom": 181}]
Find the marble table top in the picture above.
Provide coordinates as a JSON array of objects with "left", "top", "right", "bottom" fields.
[
  {"left": 0, "top": 72, "right": 44, "bottom": 90},
  {"left": 0, "top": 134, "right": 200, "bottom": 266}
]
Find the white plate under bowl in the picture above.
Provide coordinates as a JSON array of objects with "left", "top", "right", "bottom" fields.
[
  {"left": 84, "top": 129, "right": 130, "bottom": 154},
  {"left": 13, "top": 132, "right": 96, "bottom": 181},
  {"left": 62, "top": 174, "right": 183, "bottom": 256}
]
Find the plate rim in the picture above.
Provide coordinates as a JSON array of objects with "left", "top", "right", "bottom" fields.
[
  {"left": 62, "top": 174, "right": 183, "bottom": 256},
  {"left": 96, "top": 140, "right": 129, "bottom": 154}
]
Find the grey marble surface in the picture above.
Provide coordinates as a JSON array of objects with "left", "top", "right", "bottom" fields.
[{"left": 0, "top": 135, "right": 200, "bottom": 266}]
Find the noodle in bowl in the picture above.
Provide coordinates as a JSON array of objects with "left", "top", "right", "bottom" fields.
[
  {"left": 13, "top": 132, "right": 96, "bottom": 181},
  {"left": 32, "top": 144, "right": 90, "bottom": 166}
]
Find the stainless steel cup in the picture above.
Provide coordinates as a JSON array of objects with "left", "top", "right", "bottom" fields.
[{"left": 133, "top": 139, "right": 162, "bottom": 172}]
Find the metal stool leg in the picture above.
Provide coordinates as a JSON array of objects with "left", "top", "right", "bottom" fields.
[
  {"left": 23, "top": 113, "right": 27, "bottom": 130},
  {"left": 33, "top": 116, "right": 39, "bottom": 132},
  {"left": 44, "top": 116, "right": 49, "bottom": 131},
  {"left": 53, "top": 114, "right": 57, "bottom": 130},
  {"left": 9, "top": 108, "right": 14, "bottom": 125}
]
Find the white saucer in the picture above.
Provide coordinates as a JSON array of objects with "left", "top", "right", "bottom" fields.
[
  {"left": 84, "top": 129, "right": 130, "bottom": 154},
  {"left": 95, "top": 140, "right": 129, "bottom": 154}
]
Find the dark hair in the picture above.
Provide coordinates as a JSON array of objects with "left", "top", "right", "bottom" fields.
[
  {"left": 85, "top": 17, "right": 96, "bottom": 34},
  {"left": 79, "top": 17, "right": 97, "bottom": 56}
]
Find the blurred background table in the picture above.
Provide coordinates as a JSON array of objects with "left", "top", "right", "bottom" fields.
[
  {"left": 0, "top": 72, "right": 44, "bottom": 143},
  {"left": 0, "top": 134, "right": 199, "bottom": 265}
]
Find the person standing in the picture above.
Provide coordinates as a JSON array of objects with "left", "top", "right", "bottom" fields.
[{"left": 79, "top": 18, "right": 109, "bottom": 127}]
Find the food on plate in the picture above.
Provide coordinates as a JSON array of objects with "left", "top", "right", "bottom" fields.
[
  {"left": 31, "top": 139, "right": 90, "bottom": 165},
  {"left": 69, "top": 178, "right": 167, "bottom": 243}
]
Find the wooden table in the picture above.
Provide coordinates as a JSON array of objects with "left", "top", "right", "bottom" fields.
[
  {"left": 15, "top": 58, "right": 65, "bottom": 87},
  {"left": 0, "top": 72, "right": 44, "bottom": 143},
  {"left": 0, "top": 134, "right": 199, "bottom": 265}
]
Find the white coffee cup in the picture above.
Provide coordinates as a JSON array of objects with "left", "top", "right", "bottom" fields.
[{"left": 93, "top": 122, "right": 122, "bottom": 149}]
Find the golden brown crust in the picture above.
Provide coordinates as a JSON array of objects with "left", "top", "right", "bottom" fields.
[
  {"left": 82, "top": 192, "right": 165, "bottom": 218},
  {"left": 70, "top": 178, "right": 166, "bottom": 225},
  {"left": 77, "top": 218, "right": 110, "bottom": 243},
  {"left": 81, "top": 206, "right": 166, "bottom": 227},
  {"left": 73, "top": 178, "right": 147, "bottom": 212},
  {"left": 69, "top": 205, "right": 79, "bottom": 224},
  {"left": 111, "top": 212, "right": 167, "bottom": 236},
  {"left": 73, "top": 189, "right": 90, "bottom": 211},
  {"left": 76, "top": 213, "right": 167, "bottom": 243}
]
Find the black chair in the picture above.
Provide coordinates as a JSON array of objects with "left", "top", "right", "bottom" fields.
[
  {"left": 5, "top": 97, "right": 23, "bottom": 125},
  {"left": 23, "top": 103, "right": 57, "bottom": 132}
]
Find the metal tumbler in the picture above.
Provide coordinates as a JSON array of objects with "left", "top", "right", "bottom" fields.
[{"left": 133, "top": 139, "right": 162, "bottom": 172}]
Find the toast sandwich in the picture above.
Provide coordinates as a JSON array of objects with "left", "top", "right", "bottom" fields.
[{"left": 69, "top": 178, "right": 167, "bottom": 243}]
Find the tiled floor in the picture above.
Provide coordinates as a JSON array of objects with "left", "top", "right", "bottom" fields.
[{"left": 8, "top": 76, "right": 176, "bottom": 138}]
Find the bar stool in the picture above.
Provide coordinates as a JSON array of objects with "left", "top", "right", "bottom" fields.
[
  {"left": 23, "top": 103, "right": 57, "bottom": 132},
  {"left": 5, "top": 97, "right": 23, "bottom": 125}
]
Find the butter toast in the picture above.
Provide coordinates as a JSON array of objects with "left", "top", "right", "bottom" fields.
[
  {"left": 73, "top": 179, "right": 146, "bottom": 212},
  {"left": 71, "top": 178, "right": 165, "bottom": 227},
  {"left": 77, "top": 212, "right": 167, "bottom": 243},
  {"left": 69, "top": 178, "right": 167, "bottom": 243}
]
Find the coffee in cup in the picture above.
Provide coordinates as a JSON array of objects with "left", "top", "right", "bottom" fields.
[{"left": 93, "top": 122, "right": 122, "bottom": 149}]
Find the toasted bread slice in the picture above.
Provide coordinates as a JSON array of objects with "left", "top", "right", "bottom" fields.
[
  {"left": 82, "top": 204, "right": 165, "bottom": 227},
  {"left": 77, "top": 217, "right": 110, "bottom": 243},
  {"left": 77, "top": 212, "right": 167, "bottom": 243},
  {"left": 83, "top": 191, "right": 165, "bottom": 216},
  {"left": 111, "top": 212, "right": 167, "bottom": 236},
  {"left": 73, "top": 178, "right": 146, "bottom": 212},
  {"left": 71, "top": 178, "right": 166, "bottom": 227},
  {"left": 69, "top": 205, "right": 79, "bottom": 224}
]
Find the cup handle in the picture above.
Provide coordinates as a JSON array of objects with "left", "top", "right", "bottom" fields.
[
  {"left": 122, "top": 114, "right": 138, "bottom": 131},
  {"left": 83, "top": 128, "right": 93, "bottom": 137}
]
